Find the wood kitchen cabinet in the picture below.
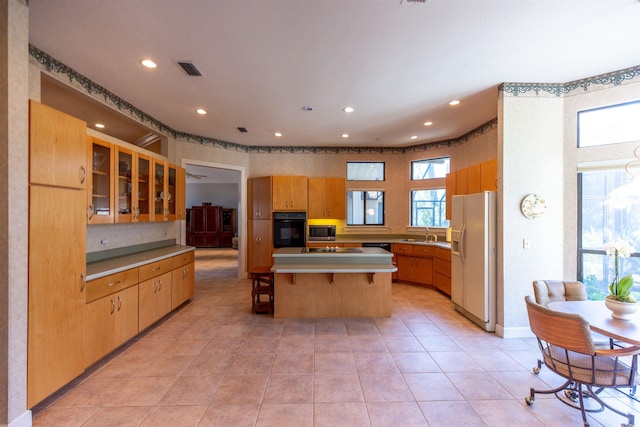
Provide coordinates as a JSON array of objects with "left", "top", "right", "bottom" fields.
[
  {"left": 84, "top": 284, "right": 139, "bottom": 367},
  {"left": 135, "top": 151, "right": 153, "bottom": 222},
  {"left": 456, "top": 167, "right": 468, "bottom": 195},
  {"left": 467, "top": 163, "right": 481, "bottom": 194},
  {"left": 249, "top": 176, "right": 272, "bottom": 219},
  {"left": 220, "top": 208, "right": 237, "bottom": 247},
  {"left": 248, "top": 219, "right": 273, "bottom": 271},
  {"left": 87, "top": 136, "right": 115, "bottom": 224},
  {"left": 445, "top": 171, "right": 456, "bottom": 221},
  {"left": 176, "top": 166, "right": 187, "bottom": 220},
  {"left": 28, "top": 101, "right": 87, "bottom": 408},
  {"left": 308, "top": 177, "right": 345, "bottom": 219},
  {"left": 272, "top": 175, "right": 308, "bottom": 211},
  {"left": 480, "top": 158, "right": 498, "bottom": 191},
  {"left": 393, "top": 243, "right": 434, "bottom": 286},
  {"left": 171, "top": 252, "right": 195, "bottom": 309},
  {"left": 433, "top": 247, "right": 451, "bottom": 295},
  {"left": 152, "top": 159, "right": 169, "bottom": 221},
  {"left": 166, "top": 164, "right": 178, "bottom": 221},
  {"left": 139, "top": 268, "right": 172, "bottom": 331},
  {"left": 114, "top": 145, "right": 134, "bottom": 223}
]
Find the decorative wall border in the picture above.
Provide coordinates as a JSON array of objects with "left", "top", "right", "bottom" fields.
[{"left": 500, "top": 65, "right": 640, "bottom": 97}]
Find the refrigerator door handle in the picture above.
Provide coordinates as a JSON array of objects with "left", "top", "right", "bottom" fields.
[{"left": 459, "top": 224, "right": 466, "bottom": 265}]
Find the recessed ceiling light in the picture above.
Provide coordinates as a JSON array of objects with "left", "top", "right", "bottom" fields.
[
  {"left": 140, "top": 58, "right": 157, "bottom": 69},
  {"left": 195, "top": 108, "right": 207, "bottom": 115},
  {"left": 410, "top": 135, "right": 418, "bottom": 140},
  {"left": 343, "top": 106, "right": 354, "bottom": 113},
  {"left": 423, "top": 121, "right": 433, "bottom": 126},
  {"left": 94, "top": 123, "right": 105, "bottom": 129},
  {"left": 274, "top": 132, "right": 282, "bottom": 137},
  {"left": 448, "top": 99, "right": 461, "bottom": 106},
  {"left": 341, "top": 133, "right": 349, "bottom": 138}
]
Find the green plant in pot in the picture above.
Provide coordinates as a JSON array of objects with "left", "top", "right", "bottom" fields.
[{"left": 605, "top": 239, "right": 636, "bottom": 302}]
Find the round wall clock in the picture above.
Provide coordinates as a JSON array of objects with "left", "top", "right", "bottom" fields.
[{"left": 520, "top": 194, "right": 546, "bottom": 219}]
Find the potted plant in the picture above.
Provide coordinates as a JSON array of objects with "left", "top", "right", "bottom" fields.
[{"left": 604, "top": 239, "right": 637, "bottom": 320}]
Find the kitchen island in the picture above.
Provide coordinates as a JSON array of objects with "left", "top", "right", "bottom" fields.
[{"left": 271, "top": 247, "right": 397, "bottom": 318}]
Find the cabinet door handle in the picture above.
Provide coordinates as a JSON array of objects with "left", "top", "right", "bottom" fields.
[
  {"left": 87, "top": 205, "right": 94, "bottom": 220},
  {"left": 117, "top": 296, "right": 122, "bottom": 311},
  {"left": 153, "top": 280, "right": 158, "bottom": 292},
  {"left": 80, "top": 166, "right": 86, "bottom": 184},
  {"left": 158, "top": 279, "right": 163, "bottom": 290},
  {"left": 110, "top": 299, "right": 115, "bottom": 314},
  {"left": 152, "top": 267, "right": 160, "bottom": 272},
  {"left": 80, "top": 274, "right": 86, "bottom": 292}
]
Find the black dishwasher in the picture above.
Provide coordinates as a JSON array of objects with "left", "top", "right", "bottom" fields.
[{"left": 361, "top": 242, "right": 392, "bottom": 253}]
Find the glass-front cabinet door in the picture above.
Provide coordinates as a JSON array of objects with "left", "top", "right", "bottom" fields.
[
  {"left": 167, "top": 165, "right": 177, "bottom": 221},
  {"left": 115, "top": 147, "right": 133, "bottom": 223},
  {"left": 153, "top": 159, "right": 167, "bottom": 221},
  {"left": 87, "top": 137, "right": 114, "bottom": 224},
  {"left": 136, "top": 153, "right": 152, "bottom": 222}
]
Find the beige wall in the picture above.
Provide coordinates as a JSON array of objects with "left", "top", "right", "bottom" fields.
[{"left": 2, "top": 0, "right": 30, "bottom": 425}]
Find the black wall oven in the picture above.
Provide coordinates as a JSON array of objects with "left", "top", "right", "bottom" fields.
[{"left": 273, "top": 212, "right": 306, "bottom": 248}]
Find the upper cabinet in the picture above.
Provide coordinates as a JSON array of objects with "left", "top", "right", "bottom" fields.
[
  {"left": 446, "top": 159, "right": 498, "bottom": 220},
  {"left": 115, "top": 146, "right": 134, "bottom": 223},
  {"left": 29, "top": 100, "right": 87, "bottom": 189},
  {"left": 249, "top": 176, "right": 273, "bottom": 219},
  {"left": 135, "top": 152, "right": 153, "bottom": 222},
  {"left": 308, "top": 177, "right": 345, "bottom": 219},
  {"left": 166, "top": 164, "right": 177, "bottom": 221},
  {"left": 272, "top": 176, "right": 308, "bottom": 211},
  {"left": 152, "top": 159, "right": 168, "bottom": 221},
  {"left": 480, "top": 158, "right": 498, "bottom": 191},
  {"left": 87, "top": 137, "right": 115, "bottom": 224},
  {"left": 176, "top": 167, "right": 186, "bottom": 220}
]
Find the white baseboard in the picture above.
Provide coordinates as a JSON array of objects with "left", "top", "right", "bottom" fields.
[
  {"left": 495, "top": 324, "right": 534, "bottom": 339},
  {"left": 8, "top": 410, "right": 31, "bottom": 427}
]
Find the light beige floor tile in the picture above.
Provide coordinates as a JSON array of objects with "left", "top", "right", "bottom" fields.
[
  {"left": 382, "top": 335, "right": 425, "bottom": 352},
  {"left": 198, "top": 404, "right": 260, "bottom": 427},
  {"left": 211, "top": 374, "right": 268, "bottom": 404},
  {"left": 157, "top": 375, "right": 222, "bottom": 406},
  {"left": 136, "top": 354, "right": 196, "bottom": 377},
  {"left": 419, "top": 401, "right": 487, "bottom": 427},
  {"left": 255, "top": 403, "right": 313, "bottom": 427},
  {"left": 314, "top": 402, "right": 370, "bottom": 427},
  {"left": 314, "top": 352, "right": 357, "bottom": 374},
  {"left": 182, "top": 352, "right": 236, "bottom": 376},
  {"left": 163, "top": 338, "right": 210, "bottom": 355},
  {"left": 353, "top": 352, "right": 399, "bottom": 373},
  {"left": 314, "top": 373, "right": 364, "bottom": 402},
  {"left": 80, "top": 406, "right": 152, "bottom": 427},
  {"left": 239, "top": 335, "right": 281, "bottom": 353},
  {"left": 262, "top": 374, "right": 313, "bottom": 403},
  {"left": 32, "top": 407, "right": 97, "bottom": 426},
  {"left": 104, "top": 376, "right": 177, "bottom": 407},
  {"left": 139, "top": 405, "right": 206, "bottom": 427},
  {"left": 227, "top": 352, "right": 275, "bottom": 375},
  {"left": 416, "top": 335, "right": 461, "bottom": 351},
  {"left": 271, "top": 352, "right": 314, "bottom": 374},
  {"left": 50, "top": 377, "right": 131, "bottom": 408},
  {"left": 359, "top": 373, "right": 414, "bottom": 402},
  {"left": 469, "top": 399, "right": 546, "bottom": 426},
  {"left": 314, "top": 334, "right": 351, "bottom": 352},
  {"left": 349, "top": 334, "right": 388, "bottom": 352},
  {"left": 429, "top": 351, "right": 484, "bottom": 372},
  {"left": 445, "top": 372, "right": 514, "bottom": 400},
  {"left": 465, "top": 350, "right": 527, "bottom": 372},
  {"left": 276, "top": 334, "right": 314, "bottom": 353},
  {"left": 367, "top": 401, "right": 428, "bottom": 426},
  {"left": 392, "top": 352, "right": 441, "bottom": 373},
  {"left": 404, "top": 373, "right": 464, "bottom": 401}
]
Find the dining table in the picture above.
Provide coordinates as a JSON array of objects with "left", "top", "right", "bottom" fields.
[{"left": 548, "top": 300, "right": 640, "bottom": 346}]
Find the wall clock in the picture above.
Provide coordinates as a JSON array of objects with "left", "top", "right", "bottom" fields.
[{"left": 520, "top": 194, "right": 546, "bottom": 219}]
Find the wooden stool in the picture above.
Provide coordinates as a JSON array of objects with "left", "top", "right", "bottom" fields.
[{"left": 250, "top": 266, "right": 274, "bottom": 314}]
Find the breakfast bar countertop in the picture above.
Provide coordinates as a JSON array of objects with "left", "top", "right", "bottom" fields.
[
  {"left": 271, "top": 247, "right": 397, "bottom": 273},
  {"left": 86, "top": 244, "right": 195, "bottom": 281}
]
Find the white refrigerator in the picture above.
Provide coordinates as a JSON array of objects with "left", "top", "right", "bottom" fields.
[{"left": 450, "top": 191, "right": 497, "bottom": 332}]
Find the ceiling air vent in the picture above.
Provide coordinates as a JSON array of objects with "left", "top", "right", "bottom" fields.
[
  {"left": 237, "top": 127, "right": 248, "bottom": 133},
  {"left": 177, "top": 61, "right": 204, "bottom": 77}
]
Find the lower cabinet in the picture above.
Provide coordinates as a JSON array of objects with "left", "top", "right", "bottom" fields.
[
  {"left": 393, "top": 244, "right": 435, "bottom": 286},
  {"left": 433, "top": 247, "right": 452, "bottom": 295},
  {"left": 84, "top": 285, "right": 139, "bottom": 367},
  {"left": 171, "top": 252, "right": 195, "bottom": 309},
  {"left": 139, "top": 271, "right": 172, "bottom": 331}
]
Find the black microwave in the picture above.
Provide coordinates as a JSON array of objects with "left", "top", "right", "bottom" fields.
[{"left": 309, "top": 225, "right": 336, "bottom": 241}]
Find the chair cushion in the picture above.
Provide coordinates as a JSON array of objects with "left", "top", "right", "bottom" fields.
[
  {"left": 533, "top": 280, "right": 587, "bottom": 307},
  {"left": 543, "top": 345, "right": 638, "bottom": 387}
]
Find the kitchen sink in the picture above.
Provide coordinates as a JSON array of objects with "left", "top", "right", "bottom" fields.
[{"left": 302, "top": 247, "right": 363, "bottom": 253}]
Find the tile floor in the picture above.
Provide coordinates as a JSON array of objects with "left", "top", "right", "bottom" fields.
[{"left": 32, "top": 248, "right": 640, "bottom": 426}]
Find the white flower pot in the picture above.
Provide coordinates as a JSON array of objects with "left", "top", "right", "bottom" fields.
[{"left": 605, "top": 298, "right": 639, "bottom": 320}]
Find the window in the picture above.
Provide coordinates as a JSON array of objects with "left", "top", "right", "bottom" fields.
[
  {"left": 578, "top": 101, "right": 640, "bottom": 147},
  {"left": 347, "top": 162, "right": 384, "bottom": 181},
  {"left": 578, "top": 169, "right": 640, "bottom": 300},
  {"left": 347, "top": 191, "right": 384, "bottom": 225},
  {"left": 411, "top": 157, "right": 450, "bottom": 180},
  {"left": 411, "top": 189, "right": 449, "bottom": 227}
]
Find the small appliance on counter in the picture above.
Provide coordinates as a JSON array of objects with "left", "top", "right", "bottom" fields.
[{"left": 308, "top": 224, "right": 336, "bottom": 241}]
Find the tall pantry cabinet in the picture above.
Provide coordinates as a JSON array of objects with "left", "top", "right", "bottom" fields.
[{"left": 28, "top": 101, "right": 87, "bottom": 407}]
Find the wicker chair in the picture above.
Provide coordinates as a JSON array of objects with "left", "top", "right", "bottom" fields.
[{"left": 524, "top": 295, "right": 640, "bottom": 427}]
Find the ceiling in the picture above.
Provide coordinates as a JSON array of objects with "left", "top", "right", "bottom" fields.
[{"left": 28, "top": 0, "right": 640, "bottom": 149}]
